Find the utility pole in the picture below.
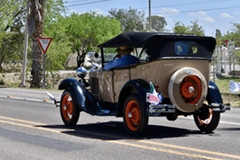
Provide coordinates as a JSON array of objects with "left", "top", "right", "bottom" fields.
[
  {"left": 149, "top": 0, "right": 152, "bottom": 32},
  {"left": 19, "top": 0, "right": 29, "bottom": 87}
]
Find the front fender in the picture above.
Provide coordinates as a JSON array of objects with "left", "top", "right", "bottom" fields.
[
  {"left": 117, "top": 79, "right": 150, "bottom": 117},
  {"left": 207, "top": 81, "right": 223, "bottom": 104},
  {"left": 58, "top": 78, "right": 98, "bottom": 112}
]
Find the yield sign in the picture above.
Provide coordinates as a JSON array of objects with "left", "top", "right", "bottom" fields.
[{"left": 37, "top": 37, "right": 52, "bottom": 54}]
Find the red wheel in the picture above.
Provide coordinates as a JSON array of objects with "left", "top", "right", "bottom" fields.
[
  {"left": 194, "top": 106, "right": 220, "bottom": 133},
  {"left": 60, "top": 90, "right": 80, "bottom": 126},
  {"left": 123, "top": 94, "right": 148, "bottom": 136},
  {"left": 180, "top": 75, "right": 202, "bottom": 104},
  {"left": 125, "top": 100, "right": 141, "bottom": 131}
]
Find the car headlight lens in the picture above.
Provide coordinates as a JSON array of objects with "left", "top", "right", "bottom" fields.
[{"left": 76, "top": 67, "right": 87, "bottom": 78}]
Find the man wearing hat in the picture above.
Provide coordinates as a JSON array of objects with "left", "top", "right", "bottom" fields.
[{"left": 104, "top": 46, "right": 138, "bottom": 70}]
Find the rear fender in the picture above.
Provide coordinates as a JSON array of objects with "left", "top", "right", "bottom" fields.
[
  {"left": 117, "top": 79, "right": 150, "bottom": 117},
  {"left": 59, "top": 78, "right": 98, "bottom": 111},
  {"left": 207, "top": 81, "right": 223, "bottom": 104}
]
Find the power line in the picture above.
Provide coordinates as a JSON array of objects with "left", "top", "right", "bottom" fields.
[
  {"left": 65, "top": 0, "right": 90, "bottom": 4},
  {"left": 64, "top": 0, "right": 239, "bottom": 16},
  {"left": 65, "top": 0, "right": 233, "bottom": 10},
  {"left": 153, "top": 5, "right": 240, "bottom": 15},
  {"left": 65, "top": 0, "right": 112, "bottom": 7},
  {"left": 150, "top": 0, "right": 233, "bottom": 9}
]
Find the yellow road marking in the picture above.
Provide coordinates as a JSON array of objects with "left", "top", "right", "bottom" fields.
[
  {"left": 0, "top": 115, "right": 240, "bottom": 159},
  {"left": 0, "top": 115, "right": 45, "bottom": 125},
  {"left": 0, "top": 115, "right": 119, "bottom": 138},
  {"left": 0, "top": 119, "right": 61, "bottom": 133},
  {"left": 139, "top": 140, "right": 240, "bottom": 159},
  {"left": 107, "top": 141, "right": 222, "bottom": 160}
]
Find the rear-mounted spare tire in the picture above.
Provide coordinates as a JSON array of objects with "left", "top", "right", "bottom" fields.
[{"left": 168, "top": 67, "right": 207, "bottom": 113}]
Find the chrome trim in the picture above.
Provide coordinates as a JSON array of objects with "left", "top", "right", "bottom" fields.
[
  {"left": 210, "top": 103, "right": 231, "bottom": 112},
  {"left": 149, "top": 104, "right": 176, "bottom": 115}
]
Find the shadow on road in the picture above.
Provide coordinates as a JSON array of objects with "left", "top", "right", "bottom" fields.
[
  {"left": 38, "top": 121, "right": 210, "bottom": 140},
  {"left": 216, "top": 127, "right": 240, "bottom": 131}
]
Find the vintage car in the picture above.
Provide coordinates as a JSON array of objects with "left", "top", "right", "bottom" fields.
[{"left": 49, "top": 32, "right": 230, "bottom": 136}]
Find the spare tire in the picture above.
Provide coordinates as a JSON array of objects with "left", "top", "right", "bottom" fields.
[{"left": 168, "top": 67, "right": 207, "bottom": 113}]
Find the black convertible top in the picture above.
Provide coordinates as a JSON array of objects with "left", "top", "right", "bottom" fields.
[
  {"left": 98, "top": 32, "right": 158, "bottom": 47},
  {"left": 98, "top": 32, "right": 216, "bottom": 52},
  {"left": 98, "top": 32, "right": 216, "bottom": 61}
]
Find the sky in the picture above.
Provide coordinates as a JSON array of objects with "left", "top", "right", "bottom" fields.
[{"left": 64, "top": 0, "right": 240, "bottom": 36}]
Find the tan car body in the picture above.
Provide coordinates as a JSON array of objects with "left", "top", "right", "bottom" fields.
[{"left": 90, "top": 59, "right": 210, "bottom": 113}]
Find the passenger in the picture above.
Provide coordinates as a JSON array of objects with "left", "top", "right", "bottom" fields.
[{"left": 104, "top": 46, "right": 138, "bottom": 70}]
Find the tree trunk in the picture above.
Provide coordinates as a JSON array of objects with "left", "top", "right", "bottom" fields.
[
  {"left": 30, "top": 0, "right": 44, "bottom": 88},
  {"left": 77, "top": 51, "right": 86, "bottom": 67}
]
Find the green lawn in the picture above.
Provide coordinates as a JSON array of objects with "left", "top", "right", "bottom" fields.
[{"left": 213, "top": 76, "right": 240, "bottom": 107}]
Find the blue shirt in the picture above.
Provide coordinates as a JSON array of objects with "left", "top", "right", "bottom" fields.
[{"left": 104, "top": 54, "right": 138, "bottom": 70}]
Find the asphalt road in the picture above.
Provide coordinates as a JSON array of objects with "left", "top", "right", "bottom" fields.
[{"left": 0, "top": 88, "right": 240, "bottom": 160}]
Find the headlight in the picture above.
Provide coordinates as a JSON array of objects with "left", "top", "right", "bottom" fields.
[{"left": 76, "top": 67, "right": 87, "bottom": 78}]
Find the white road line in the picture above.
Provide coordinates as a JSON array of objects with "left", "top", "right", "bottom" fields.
[
  {"left": 0, "top": 95, "right": 52, "bottom": 103},
  {"left": 1, "top": 95, "right": 240, "bottom": 126},
  {"left": 220, "top": 121, "right": 240, "bottom": 126},
  {"left": 183, "top": 116, "right": 240, "bottom": 126}
]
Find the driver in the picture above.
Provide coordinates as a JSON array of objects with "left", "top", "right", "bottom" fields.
[{"left": 104, "top": 46, "right": 138, "bottom": 70}]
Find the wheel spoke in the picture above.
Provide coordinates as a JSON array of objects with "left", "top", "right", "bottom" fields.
[
  {"left": 61, "top": 94, "right": 73, "bottom": 121},
  {"left": 198, "top": 109, "right": 213, "bottom": 126},
  {"left": 125, "top": 100, "right": 140, "bottom": 131},
  {"left": 60, "top": 91, "right": 80, "bottom": 126}
]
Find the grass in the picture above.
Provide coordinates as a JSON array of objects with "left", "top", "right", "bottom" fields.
[{"left": 213, "top": 76, "right": 240, "bottom": 107}]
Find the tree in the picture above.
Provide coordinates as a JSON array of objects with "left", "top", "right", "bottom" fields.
[
  {"left": 189, "top": 21, "right": 205, "bottom": 36},
  {"left": 146, "top": 15, "right": 167, "bottom": 32},
  {"left": 0, "top": 0, "right": 26, "bottom": 32},
  {"left": 215, "top": 29, "right": 222, "bottom": 38},
  {"left": 173, "top": 21, "right": 205, "bottom": 36},
  {"left": 218, "top": 23, "right": 240, "bottom": 49},
  {"left": 172, "top": 22, "right": 188, "bottom": 34},
  {"left": 43, "top": 16, "right": 71, "bottom": 70},
  {"left": 226, "top": 23, "right": 240, "bottom": 46},
  {"left": 28, "top": 0, "right": 45, "bottom": 88},
  {"left": 214, "top": 29, "right": 223, "bottom": 47},
  {"left": 0, "top": 0, "right": 26, "bottom": 71},
  {"left": 28, "top": 0, "right": 65, "bottom": 88},
  {"left": 109, "top": 7, "right": 145, "bottom": 32},
  {"left": 0, "top": 32, "right": 24, "bottom": 71},
  {"left": 221, "top": 23, "right": 240, "bottom": 60},
  {"left": 64, "top": 12, "right": 121, "bottom": 67}
]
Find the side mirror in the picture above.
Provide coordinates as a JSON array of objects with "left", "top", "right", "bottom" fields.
[{"left": 94, "top": 52, "right": 99, "bottom": 58}]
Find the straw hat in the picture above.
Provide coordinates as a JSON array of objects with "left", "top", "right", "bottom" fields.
[{"left": 116, "top": 46, "right": 133, "bottom": 55}]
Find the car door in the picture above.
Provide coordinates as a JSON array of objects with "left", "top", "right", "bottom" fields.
[
  {"left": 98, "top": 70, "right": 115, "bottom": 103},
  {"left": 113, "top": 68, "right": 130, "bottom": 102}
]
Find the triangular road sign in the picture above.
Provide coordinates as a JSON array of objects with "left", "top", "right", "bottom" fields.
[{"left": 37, "top": 37, "right": 52, "bottom": 53}]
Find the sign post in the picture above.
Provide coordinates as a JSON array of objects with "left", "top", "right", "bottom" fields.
[{"left": 37, "top": 37, "right": 52, "bottom": 88}]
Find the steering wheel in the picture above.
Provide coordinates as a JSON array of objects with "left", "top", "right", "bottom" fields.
[{"left": 113, "top": 53, "right": 121, "bottom": 60}]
